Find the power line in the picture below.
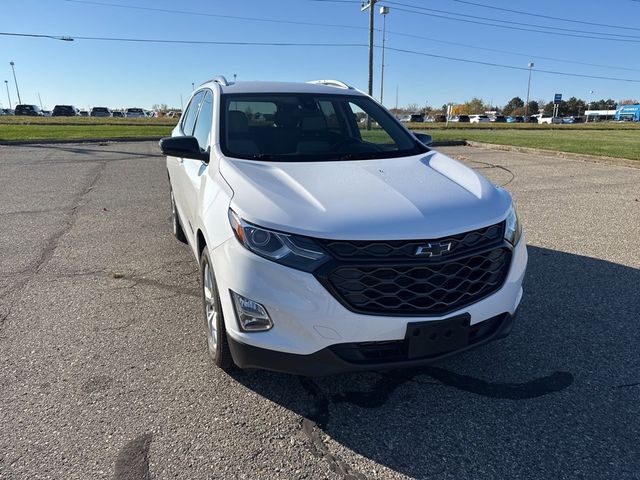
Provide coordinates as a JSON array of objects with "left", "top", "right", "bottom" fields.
[
  {"left": 385, "top": 30, "right": 640, "bottom": 73},
  {"left": 4, "top": 30, "right": 639, "bottom": 83},
  {"left": 447, "top": 0, "right": 640, "bottom": 33},
  {"left": 0, "top": 32, "right": 366, "bottom": 47},
  {"left": 388, "top": 5, "right": 640, "bottom": 43},
  {"left": 63, "top": 0, "right": 640, "bottom": 71},
  {"left": 385, "top": 46, "right": 640, "bottom": 83},
  {"left": 384, "top": 2, "right": 640, "bottom": 39},
  {"left": 62, "top": 0, "right": 369, "bottom": 31}
]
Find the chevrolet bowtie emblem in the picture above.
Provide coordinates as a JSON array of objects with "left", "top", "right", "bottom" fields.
[{"left": 415, "top": 242, "right": 452, "bottom": 257}]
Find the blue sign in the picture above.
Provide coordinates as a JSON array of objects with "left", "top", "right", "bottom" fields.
[{"left": 554, "top": 94, "right": 562, "bottom": 104}]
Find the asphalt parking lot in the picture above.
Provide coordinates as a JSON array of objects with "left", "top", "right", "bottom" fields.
[{"left": 1, "top": 141, "right": 638, "bottom": 480}]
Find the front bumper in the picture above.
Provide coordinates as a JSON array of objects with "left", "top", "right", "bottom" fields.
[
  {"left": 211, "top": 232, "right": 527, "bottom": 360},
  {"left": 228, "top": 312, "right": 516, "bottom": 376}
]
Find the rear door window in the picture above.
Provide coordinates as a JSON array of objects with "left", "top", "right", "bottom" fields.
[
  {"left": 192, "top": 91, "right": 213, "bottom": 151},
  {"left": 181, "top": 92, "right": 204, "bottom": 135}
]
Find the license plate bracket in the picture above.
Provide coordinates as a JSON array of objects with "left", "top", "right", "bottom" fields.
[{"left": 405, "top": 314, "right": 471, "bottom": 359}]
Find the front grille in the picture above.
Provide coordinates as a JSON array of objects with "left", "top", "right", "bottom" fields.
[
  {"left": 325, "top": 248, "right": 511, "bottom": 316},
  {"left": 321, "top": 223, "right": 503, "bottom": 260}
]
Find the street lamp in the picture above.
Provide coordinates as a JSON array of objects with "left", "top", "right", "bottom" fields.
[
  {"left": 9, "top": 61, "right": 22, "bottom": 105},
  {"left": 379, "top": 6, "right": 390, "bottom": 104},
  {"left": 4, "top": 80, "right": 11, "bottom": 109},
  {"left": 524, "top": 62, "right": 534, "bottom": 117},
  {"left": 587, "top": 90, "right": 594, "bottom": 122}
]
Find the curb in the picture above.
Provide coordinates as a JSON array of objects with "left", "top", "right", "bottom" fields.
[
  {"left": 464, "top": 141, "right": 640, "bottom": 169},
  {"left": 430, "top": 140, "right": 467, "bottom": 147},
  {"left": 0, "top": 137, "right": 163, "bottom": 146}
]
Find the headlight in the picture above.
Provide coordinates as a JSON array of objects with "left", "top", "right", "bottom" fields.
[
  {"left": 504, "top": 205, "right": 522, "bottom": 246},
  {"left": 228, "top": 209, "right": 328, "bottom": 272}
]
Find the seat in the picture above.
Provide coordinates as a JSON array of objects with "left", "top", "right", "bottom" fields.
[
  {"left": 296, "top": 114, "right": 331, "bottom": 153},
  {"left": 227, "top": 110, "right": 259, "bottom": 155}
]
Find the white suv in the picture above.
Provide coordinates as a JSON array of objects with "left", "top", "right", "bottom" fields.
[{"left": 161, "top": 77, "right": 527, "bottom": 376}]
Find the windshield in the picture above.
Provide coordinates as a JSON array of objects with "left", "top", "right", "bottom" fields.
[{"left": 220, "top": 93, "right": 426, "bottom": 161}]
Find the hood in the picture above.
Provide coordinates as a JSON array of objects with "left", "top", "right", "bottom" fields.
[{"left": 219, "top": 150, "right": 512, "bottom": 240}]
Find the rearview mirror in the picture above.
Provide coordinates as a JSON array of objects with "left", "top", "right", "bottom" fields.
[
  {"left": 159, "top": 136, "right": 209, "bottom": 162},
  {"left": 412, "top": 132, "right": 433, "bottom": 147}
]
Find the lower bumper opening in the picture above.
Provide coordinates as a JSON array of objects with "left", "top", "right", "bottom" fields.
[{"left": 228, "top": 312, "right": 515, "bottom": 376}]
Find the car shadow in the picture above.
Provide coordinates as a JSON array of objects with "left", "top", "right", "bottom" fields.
[{"left": 230, "top": 246, "right": 640, "bottom": 479}]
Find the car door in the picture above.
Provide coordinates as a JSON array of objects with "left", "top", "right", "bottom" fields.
[
  {"left": 182, "top": 89, "right": 214, "bottom": 236},
  {"left": 167, "top": 90, "right": 204, "bottom": 243}
]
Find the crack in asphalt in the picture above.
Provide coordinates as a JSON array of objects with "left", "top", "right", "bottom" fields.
[
  {"left": 0, "top": 161, "right": 107, "bottom": 331},
  {"left": 299, "top": 377, "right": 367, "bottom": 480}
]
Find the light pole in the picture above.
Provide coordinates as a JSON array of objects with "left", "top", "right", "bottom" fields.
[
  {"left": 379, "top": 6, "right": 390, "bottom": 104},
  {"left": 4, "top": 80, "right": 11, "bottom": 109},
  {"left": 9, "top": 61, "right": 22, "bottom": 105},
  {"left": 587, "top": 90, "right": 594, "bottom": 122},
  {"left": 524, "top": 62, "right": 534, "bottom": 117},
  {"left": 361, "top": 0, "right": 377, "bottom": 129}
]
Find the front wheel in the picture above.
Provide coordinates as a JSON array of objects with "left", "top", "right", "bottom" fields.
[{"left": 200, "top": 247, "right": 234, "bottom": 370}]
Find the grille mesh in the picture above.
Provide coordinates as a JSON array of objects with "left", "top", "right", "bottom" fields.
[{"left": 325, "top": 247, "right": 510, "bottom": 316}]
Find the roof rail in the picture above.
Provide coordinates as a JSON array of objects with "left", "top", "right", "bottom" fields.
[
  {"left": 307, "top": 79, "right": 352, "bottom": 90},
  {"left": 208, "top": 75, "right": 229, "bottom": 87}
]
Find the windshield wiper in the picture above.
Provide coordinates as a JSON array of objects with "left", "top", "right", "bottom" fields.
[
  {"left": 246, "top": 153, "right": 276, "bottom": 160},
  {"left": 338, "top": 153, "right": 373, "bottom": 160}
]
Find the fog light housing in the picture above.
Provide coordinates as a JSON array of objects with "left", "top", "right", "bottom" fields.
[{"left": 230, "top": 291, "right": 273, "bottom": 331}]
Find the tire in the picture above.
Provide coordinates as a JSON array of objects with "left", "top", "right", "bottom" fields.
[
  {"left": 170, "top": 187, "right": 188, "bottom": 244},
  {"left": 200, "top": 247, "right": 234, "bottom": 370}
]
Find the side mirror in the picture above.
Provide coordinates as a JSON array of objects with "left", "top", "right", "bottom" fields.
[
  {"left": 159, "top": 136, "right": 209, "bottom": 162},
  {"left": 412, "top": 132, "right": 433, "bottom": 147}
]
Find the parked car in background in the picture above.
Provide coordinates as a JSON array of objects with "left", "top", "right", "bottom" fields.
[
  {"left": 125, "top": 108, "right": 146, "bottom": 118},
  {"left": 0, "top": 108, "right": 14, "bottom": 116},
  {"left": 166, "top": 110, "right": 182, "bottom": 118},
  {"left": 469, "top": 114, "right": 490, "bottom": 123},
  {"left": 41, "top": 110, "right": 52, "bottom": 117},
  {"left": 433, "top": 114, "right": 447, "bottom": 122},
  {"left": 79, "top": 110, "right": 89, "bottom": 117},
  {"left": 491, "top": 115, "right": 507, "bottom": 123},
  {"left": 161, "top": 77, "right": 527, "bottom": 375},
  {"left": 14, "top": 104, "right": 43, "bottom": 116},
  {"left": 52, "top": 105, "right": 80, "bottom": 117},
  {"left": 91, "top": 107, "right": 112, "bottom": 117},
  {"left": 535, "top": 114, "right": 555, "bottom": 124},
  {"left": 457, "top": 115, "right": 470, "bottom": 123},
  {"left": 112, "top": 111, "right": 125, "bottom": 118},
  {"left": 524, "top": 116, "right": 537, "bottom": 123},
  {"left": 561, "top": 116, "right": 575, "bottom": 124}
]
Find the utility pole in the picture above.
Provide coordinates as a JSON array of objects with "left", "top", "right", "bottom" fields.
[
  {"left": 361, "top": 0, "right": 377, "bottom": 98},
  {"left": 361, "top": 0, "right": 377, "bottom": 129},
  {"left": 379, "top": 6, "right": 389, "bottom": 104},
  {"left": 524, "top": 62, "right": 534, "bottom": 117},
  {"left": 38, "top": 92, "right": 43, "bottom": 110},
  {"left": 4, "top": 80, "right": 11, "bottom": 109},
  {"left": 9, "top": 61, "right": 21, "bottom": 105}
]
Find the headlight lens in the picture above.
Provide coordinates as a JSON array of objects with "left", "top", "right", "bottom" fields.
[
  {"left": 229, "top": 209, "right": 328, "bottom": 272},
  {"left": 504, "top": 205, "right": 522, "bottom": 246}
]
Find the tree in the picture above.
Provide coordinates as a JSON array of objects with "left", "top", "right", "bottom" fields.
[
  {"left": 526, "top": 100, "right": 540, "bottom": 115},
  {"left": 564, "top": 97, "right": 587, "bottom": 116},
  {"left": 502, "top": 97, "right": 524, "bottom": 116}
]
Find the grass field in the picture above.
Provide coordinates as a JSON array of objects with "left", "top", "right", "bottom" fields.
[
  {"left": 1, "top": 117, "right": 638, "bottom": 160},
  {"left": 426, "top": 128, "right": 640, "bottom": 160}
]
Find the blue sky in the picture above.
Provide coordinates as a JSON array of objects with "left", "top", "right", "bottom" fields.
[{"left": 2, "top": 0, "right": 639, "bottom": 110}]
